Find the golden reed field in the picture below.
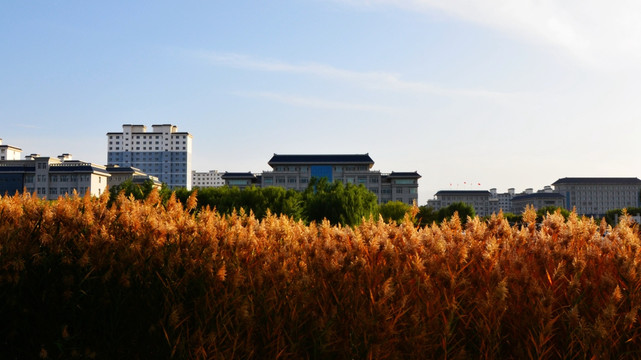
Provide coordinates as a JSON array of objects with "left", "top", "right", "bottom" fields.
[{"left": 2, "top": 190, "right": 641, "bottom": 359}]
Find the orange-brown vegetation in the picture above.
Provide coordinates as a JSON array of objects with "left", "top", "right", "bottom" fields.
[{"left": 2, "top": 190, "right": 641, "bottom": 359}]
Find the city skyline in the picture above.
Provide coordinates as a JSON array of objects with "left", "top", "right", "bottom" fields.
[{"left": 3, "top": 1, "right": 641, "bottom": 204}]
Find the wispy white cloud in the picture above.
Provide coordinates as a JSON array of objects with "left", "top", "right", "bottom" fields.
[
  {"left": 332, "top": 0, "right": 641, "bottom": 70},
  {"left": 192, "top": 51, "right": 514, "bottom": 100},
  {"left": 233, "top": 91, "right": 397, "bottom": 112}
]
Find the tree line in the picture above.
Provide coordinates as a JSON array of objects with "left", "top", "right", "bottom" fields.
[{"left": 109, "top": 178, "right": 480, "bottom": 227}]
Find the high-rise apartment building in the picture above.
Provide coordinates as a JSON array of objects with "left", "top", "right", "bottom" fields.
[{"left": 107, "top": 124, "right": 192, "bottom": 189}]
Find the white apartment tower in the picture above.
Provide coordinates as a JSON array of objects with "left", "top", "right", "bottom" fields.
[{"left": 106, "top": 124, "right": 193, "bottom": 189}]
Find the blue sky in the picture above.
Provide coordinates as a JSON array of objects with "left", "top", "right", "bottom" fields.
[{"left": 3, "top": 0, "right": 641, "bottom": 204}]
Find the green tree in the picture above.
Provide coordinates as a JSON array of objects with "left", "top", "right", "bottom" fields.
[
  {"left": 437, "top": 202, "right": 476, "bottom": 224},
  {"left": 417, "top": 205, "right": 438, "bottom": 227},
  {"left": 109, "top": 179, "right": 171, "bottom": 205},
  {"left": 536, "top": 206, "right": 570, "bottom": 222},
  {"left": 175, "top": 185, "right": 303, "bottom": 220},
  {"left": 302, "top": 177, "right": 378, "bottom": 226},
  {"left": 379, "top": 201, "right": 412, "bottom": 224}
]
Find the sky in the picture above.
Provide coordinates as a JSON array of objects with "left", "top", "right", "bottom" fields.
[{"left": 3, "top": 0, "right": 641, "bottom": 204}]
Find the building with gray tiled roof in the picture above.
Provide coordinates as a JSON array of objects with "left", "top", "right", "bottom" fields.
[
  {"left": 552, "top": 177, "right": 641, "bottom": 216},
  {"left": 223, "top": 153, "right": 420, "bottom": 205}
]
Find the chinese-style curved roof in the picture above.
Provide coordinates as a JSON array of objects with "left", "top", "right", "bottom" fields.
[{"left": 268, "top": 154, "right": 374, "bottom": 166}]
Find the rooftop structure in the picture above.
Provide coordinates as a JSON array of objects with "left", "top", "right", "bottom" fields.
[{"left": 0, "top": 138, "right": 22, "bottom": 161}]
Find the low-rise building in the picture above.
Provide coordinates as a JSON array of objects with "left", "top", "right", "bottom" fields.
[
  {"left": 511, "top": 192, "right": 565, "bottom": 213},
  {"left": 0, "top": 139, "right": 22, "bottom": 161},
  {"left": 192, "top": 170, "right": 225, "bottom": 188},
  {"left": 221, "top": 172, "right": 260, "bottom": 190},
  {"left": 428, "top": 190, "right": 492, "bottom": 217},
  {"left": 106, "top": 165, "right": 161, "bottom": 189},
  {"left": 253, "top": 154, "right": 419, "bottom": 204},
  {"left": 0, "top": 154, "right": 110, "bottom": 199},
  {"left": 552, "top": 177, "right": 641, "bottom": 217}
]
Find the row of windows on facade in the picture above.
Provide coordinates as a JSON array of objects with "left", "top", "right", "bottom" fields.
[
  {"left": 109, "top": 135, "right": 188, "bottom": 140},
  {"left": 108, "top": 156, "right": 188, "bottom": 162},
  {"left": 30, "top": 187, "right": 94, "bottom": 195},
  {"left": 262, "top": 176, "right": 415, "bottom": 185},
  {"left": 109, "top": 147, "right": 187, "bottom": 151},
  {"left": 26, "top": 174, "right": 95, "bottom": 183},
  {"left": 570, "top": 192, "right": 636, "bottom": 197},
  {"left": 564, "top": 186, "right": 639, "bottom": 191},
  {"left": 273, "top": 166, "right": 370, "bottom": 172},
  {"left": 229, "top": 180, "right": 415, "bottom": 194},
  {"left": 109, "top": 140, "right": 187, "bottom": 145}
]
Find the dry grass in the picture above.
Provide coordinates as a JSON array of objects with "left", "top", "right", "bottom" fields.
[{"left": 1, "top": 190, "right": 641, "bottom": 359}]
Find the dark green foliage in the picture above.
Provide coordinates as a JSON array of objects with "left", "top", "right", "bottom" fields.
[
  {"left": 536, "top": 206, "right": 570, "bottom": 221},
  {"left": 177, "top": 185, "right": 304, "bottom": 220},
  {"left": 438, "top": 202, "right": 476, "bottom": 225},
  {"left": 108, "top": 179, "right": 171, "bottom": 205},
  {"left": 417, "top": 205, "right": 438, "bottom": 226},
  {"left": 605, "top": 207, "right": 641, "bottom": 225},
  {"left": 302, "top": 177, "right": 378, "bottom": 226},
  {"left": 379, "top": 201, "right": 412, "bottom": 224}
]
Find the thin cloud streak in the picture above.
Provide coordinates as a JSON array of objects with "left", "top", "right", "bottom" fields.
[
  {"left": 333, "top": 0, "right": 641, "bottom": 70},
  {"left": 233, "top": 91, "right": 398, "bottom": 112},
  {"left": 193, "top": 51, "right": 515, "bottom": 100}
]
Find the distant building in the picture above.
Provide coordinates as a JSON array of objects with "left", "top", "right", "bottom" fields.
[
  {"left": 106, "top": 165, "right": 161, "bottom": 189},
  {"left": 107, "top": 124, "right": 193, "bottom": 189},
  {"left": 511, "top": 192, "right": 565, "bottom": 213},
  {"left": 192, "top": 170, "right": 225, "bottom": 188},
  {"left": 221, "top": 172, "right": 260, "bottom": 190},
  {"left": 489, "top": 188, "right": 516, "bottom": 214},
  {"left": 428, "top": 190, "right": 492, "bottom": 217},
  {"left": 552, "top": 177, "right": 641, "bottom": 216},
  {"left": 0, "top": 153, "right": 110, "bottom": 199},
  {"left": 255, "top": 154, "right": 420, "bottom": 205},
  {"left": 0, "top": 139, "right": 22, "bottom": 161}
]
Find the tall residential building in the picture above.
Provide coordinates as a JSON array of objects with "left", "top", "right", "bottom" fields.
[
  {"left": 192, "top": 170, "right": 225, "bottom": 188},
  {"left": 221, "top": 154, "right": 420, "bottom": 205},
  {"left": 552, "top": 177, "right": 641, "bottom": 216},
  {"left": 107, "top": 124, "right": 193, "bottom": 189}
]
